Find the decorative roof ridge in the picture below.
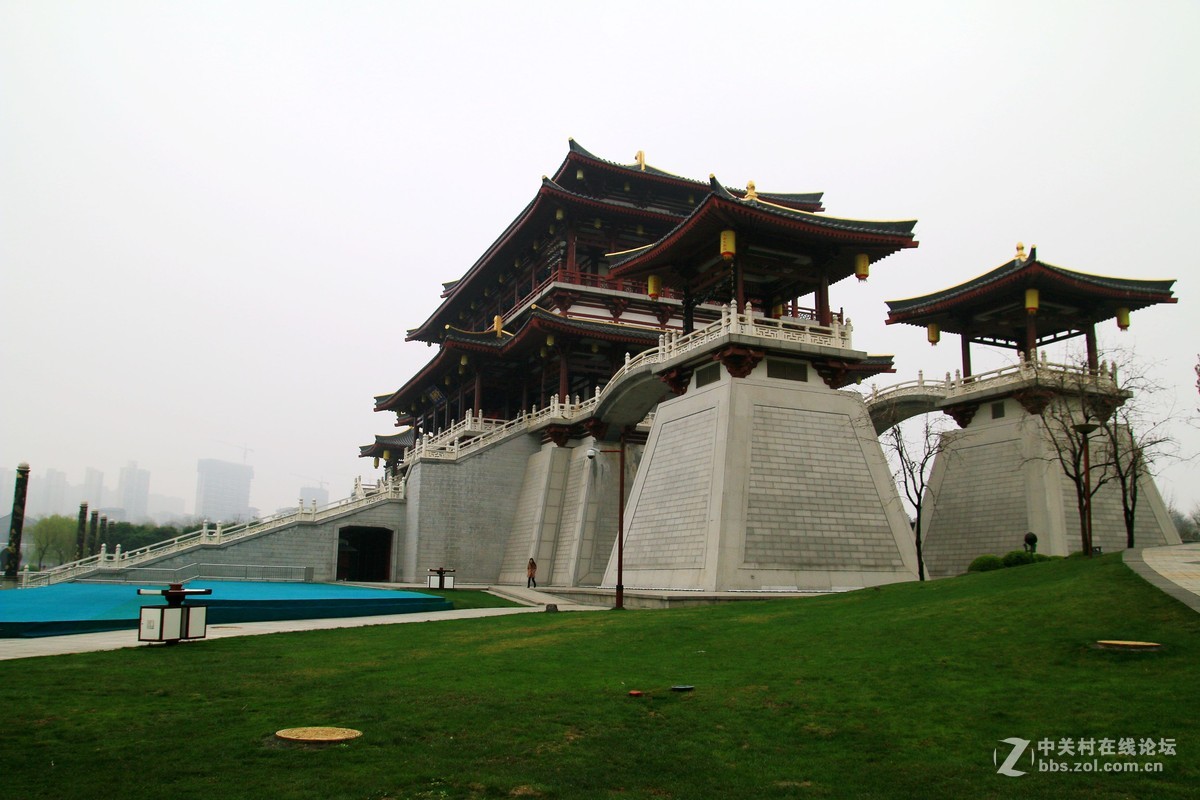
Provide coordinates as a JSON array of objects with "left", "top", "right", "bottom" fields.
[
  {"left": 567, "top": 138, "right": 710, "bottom": 185},
  {"left": 565, "top": 140, "right": 823, "bottom": 209}
]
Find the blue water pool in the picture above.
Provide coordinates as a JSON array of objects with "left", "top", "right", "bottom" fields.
[{"left": 0, "top": 581, "right": 453, "bottom": 638}]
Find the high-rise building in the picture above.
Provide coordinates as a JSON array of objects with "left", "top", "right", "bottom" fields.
[
  {"left": 195, "top": 459, "right": 254, "bottom": 522},
  {"left": 118, "top": 461, "right": 151, "bottom": 522},
  {"left": 299, "top": 485, "right": 329, "bottom": 509},
  {"left": 82, "top": 467, "right": 105, "bottom": 509}
]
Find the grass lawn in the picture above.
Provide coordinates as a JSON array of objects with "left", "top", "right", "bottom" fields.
[
  {"left": 420, "top": 589, "right": 523, "bottom": 610},
  {"left": 1, "top": 555, "right": 1196, "bottom": 799}
]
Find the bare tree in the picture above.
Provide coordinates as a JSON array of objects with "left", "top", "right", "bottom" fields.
[
  {"left": 1034, "top": 362, "right": 1120, "bottom": 556},
  {"left": 1101, "top": 397, "right": 1175, "bottom": 548},
  {"left": 879, "top": 411, "right": 951, "bottom": 581},
  {"left": 1037, "top": 352, "right": 1178, "bottom": 554}
]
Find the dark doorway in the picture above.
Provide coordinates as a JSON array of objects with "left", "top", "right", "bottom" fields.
[{"left": 337, "top": 526, "right": 393, "bottom": 582}]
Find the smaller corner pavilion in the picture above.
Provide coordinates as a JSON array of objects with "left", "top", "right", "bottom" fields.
[{"left": 885, "top": 243, "right": 1177, "bottom": 377}]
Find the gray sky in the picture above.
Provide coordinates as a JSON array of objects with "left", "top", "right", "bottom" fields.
[{"left": 2, "top": 1, "right": 1197, "bottom": 517}]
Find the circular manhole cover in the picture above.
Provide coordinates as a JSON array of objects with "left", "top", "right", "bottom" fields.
[{"left": 275, "top": 726, "right": 363, "bottom": 743}]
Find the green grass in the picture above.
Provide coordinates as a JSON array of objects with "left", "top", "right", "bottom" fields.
[
  {"left": 423, "top": 589, "right": 523, "bottom": 610},
  {"left": 1, "top": 555, "right": 1196, "bottom": 799}
]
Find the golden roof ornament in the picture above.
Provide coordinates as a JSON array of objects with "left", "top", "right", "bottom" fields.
[
  {"left": 745, "top": 181, "right": 758, "bottom": 201},
  {"left": 1015, "top": 242, "right": 1026, "bottom": 261},
  {"left": 635, "top": 150, "right": 646, "bottom": 171}
]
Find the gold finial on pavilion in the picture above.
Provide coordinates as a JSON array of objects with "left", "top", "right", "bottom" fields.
[
  {"left": 635, "top": 150, "right": 646, "bottom": 171},
  {"left": 1015, "top": 242, "right": 1026, "bottom": 261},
  {"left": 745, "top": 181, "right": 758, "bottom": 201}
]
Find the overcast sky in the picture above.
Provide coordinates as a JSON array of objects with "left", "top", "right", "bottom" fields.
[{"left": 2, "top": 1, "right": 1197, "bottom": 519}]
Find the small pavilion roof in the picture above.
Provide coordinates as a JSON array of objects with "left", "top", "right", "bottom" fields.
[
  {"left": 359, "top": 430, "right": 416, "bottom": 459},
  {"left": 885, "top": 250, "right": 1176, "bottom": 345},
  {"left": 608, "top": 176, "right": 917, "bottom": 298}
]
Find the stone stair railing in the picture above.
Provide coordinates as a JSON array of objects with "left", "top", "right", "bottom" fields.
[
  {"left": 402, "top": 303, "right": 852, "bottom": 469},
  {"left": 20, "top": 479, "right": 406, "bottom": 588}
]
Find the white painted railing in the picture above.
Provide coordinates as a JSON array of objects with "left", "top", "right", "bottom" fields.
[
  {"left": 402, "top": 302, "right": 851, "bottom": 469},
  {"left": 20, "top": 478, "right": 407, "bottom": 588},
  {"left": 864, "top": 352, "right": 1120, "bottom": 409}
]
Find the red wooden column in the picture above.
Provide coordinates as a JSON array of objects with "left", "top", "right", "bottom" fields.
[
  {"left": 558, "top": 348, "right": 570, "bottom": 400},
  {"left": 816, "top": 274, "right": 831, "bottom": 325},
  {"left": 1085, "top": 325, "right": 1099, "bottom": 371},
  {"left": 960, "top": 332, "right": 972, "bottom": 377},
  {"left": 566, "top": 225, "right": 577, "bottom": 272}
]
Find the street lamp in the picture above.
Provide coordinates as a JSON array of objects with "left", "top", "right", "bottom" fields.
[
  {"left": 587, "top": 438, "right": 627, "bottom": 610},
  {"left": 1073, "top": 422, "right": 1099, "bottom": 556}
]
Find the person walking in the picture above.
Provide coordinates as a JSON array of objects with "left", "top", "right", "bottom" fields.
[{"left": 526, "top": 557, "right": 538, "bottom": 589}]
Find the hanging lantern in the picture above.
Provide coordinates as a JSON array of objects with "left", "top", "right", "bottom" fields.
[
  {"left": 494, "top": 315, "right": 504, "bottom": 337},
  {"left": 383, "top": 450, "right": 392, "bottom": 462},
  {"left": 772, "top": 303, "right": 784, "bottom": 318},
  {"left": 1116, "top": 307, "right": 1131, "bottom": 331},
  {"left": 927, "top": 323, "right": 940, "bottom": 345},
  {"left": 576, "top": 168, "right": 584, "bottom": 180},
  {"left": 555, "top": 208, "right": 564, "bottom": 221},
  {"left": 854, "top": 254, "right": 870, "bottom": 281},
  {"left": 720, "top": 229, "right": 736, "bottom": 261},
  {"left": 647, "top": 274, "right": 661, "bottom": 301},
  {"left": 373, "top": 457, "right": 380, "bottom": 469},
  {"left": 1025, "top": 288, "right": 1040, "bottom": 315},
  {"left": 460, "top": 354, "right": 469, "bottom": 366}
]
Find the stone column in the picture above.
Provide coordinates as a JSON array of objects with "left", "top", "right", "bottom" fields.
[
  {"left": 76, "top": 503, "right": 89, "bottom": 560},
  {"left": 4, "top": 463, "right": 31, "bottom": 578}
]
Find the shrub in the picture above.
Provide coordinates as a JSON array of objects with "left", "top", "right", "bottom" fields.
[
  {"left": 968, "top": 554, "right": 1004, "bottom": 572},
  {"left": 1002, "top": 550, "right": 1036, "bottom": 568}
]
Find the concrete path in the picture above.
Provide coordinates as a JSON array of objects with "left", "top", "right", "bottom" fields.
[
  {"left": 1124, "top": 542, "right": 1200, "bottom": 614},
  {"left": 0, "top": 586, "right": 605, "bottom": 662}
]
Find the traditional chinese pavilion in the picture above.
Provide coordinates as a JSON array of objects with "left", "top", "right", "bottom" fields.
[
  {"left": 363, "top": 142, "right": 925, "bottom": 593},
  {"left": 885, "top": 246, "right": 1179, "bottom": 574}
]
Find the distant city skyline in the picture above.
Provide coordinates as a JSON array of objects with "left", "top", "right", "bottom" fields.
[{"left": 1, "top": 459, "right": 333, "bottom": 525}]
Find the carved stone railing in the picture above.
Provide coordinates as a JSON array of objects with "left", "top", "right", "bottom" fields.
[
  {"left": 863, "top": 353, "right": 1121, "bottom": 414},
  {"left": 403, "top": 303, "right": 853, "bottom": 468}
]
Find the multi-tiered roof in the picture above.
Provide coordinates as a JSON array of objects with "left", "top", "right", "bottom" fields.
[{"left": 369, "top": 142, "right": 919, "bottom": 457}]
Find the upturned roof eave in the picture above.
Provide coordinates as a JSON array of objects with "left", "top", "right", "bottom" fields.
[
  {"left": 407, "top": 178, "right": 689, "bottom": 343},
  {"left": 609, "top": 185, "right": 917, "bottom": 279},
  {"left": 885, "top": 259, "right": 1177, "bottom": 326}
]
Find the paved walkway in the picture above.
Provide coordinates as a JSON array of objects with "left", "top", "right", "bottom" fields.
[
  {"left": 0, "top": 586, "right": 604, "bottom": 662},
  {"left": 1124, "top": 542, "right": 1200, "bottom": 614}
]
